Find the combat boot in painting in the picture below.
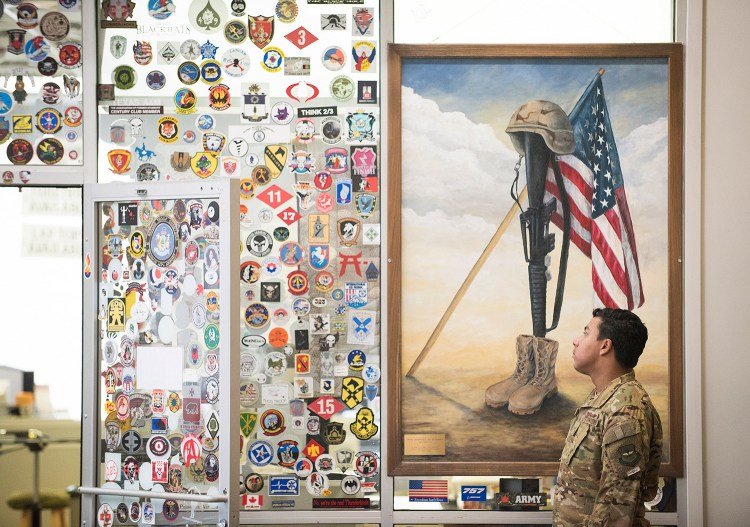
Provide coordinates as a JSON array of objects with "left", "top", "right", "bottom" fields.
[
  {"left": 485, "top": 334, "right": 535, "bottom": 408},
  {"left": 508, "top": 336, "right": 558, "bottom": 415}
]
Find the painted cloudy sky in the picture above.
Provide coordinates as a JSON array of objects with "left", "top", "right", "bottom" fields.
[{"left": 399, "top": 58, "right": 672, "bottom": 373}]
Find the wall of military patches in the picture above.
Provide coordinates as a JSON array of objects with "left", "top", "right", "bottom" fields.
[
  {"left": 0, "top": 0, "right": 83, "bottom": 176},
  {"left": 96, "top": 0, "right": 381, "bottom": 518}
]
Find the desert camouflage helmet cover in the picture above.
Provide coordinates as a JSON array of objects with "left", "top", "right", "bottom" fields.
[{"left": 506, "top": 100, "right": 575, "bottom": 155}]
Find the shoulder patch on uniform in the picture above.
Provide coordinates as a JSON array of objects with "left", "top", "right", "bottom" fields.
[
  {"left": 617, "top": 444, "right": 641, "bottom": 467},
  {"left": 604, "top": 419, "right": 640, "bottom": 444}
]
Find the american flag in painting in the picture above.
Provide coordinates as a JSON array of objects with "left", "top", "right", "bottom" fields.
[
  {"left": 408, "top": 479, "right": 448, "bottom": 502},
  {"left": 545, "top": 74, "right": 644, "bottom": 309}
]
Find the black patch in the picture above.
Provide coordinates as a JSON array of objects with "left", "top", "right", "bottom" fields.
[{"left": 617, "top": 444, "right": 641, "bottom": 466}]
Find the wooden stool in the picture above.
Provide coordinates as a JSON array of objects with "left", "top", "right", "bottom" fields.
[{"left": 7, "top": 490, "right": 69, "bottom": 527}]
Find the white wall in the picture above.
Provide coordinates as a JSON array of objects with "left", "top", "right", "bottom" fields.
[{"left": 703, "top": 0, "right": 750, "bottom": 524}]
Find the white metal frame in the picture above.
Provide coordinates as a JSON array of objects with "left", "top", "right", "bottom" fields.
[{"left": 81, "top": 180, "right": 239, "bottom": 526}]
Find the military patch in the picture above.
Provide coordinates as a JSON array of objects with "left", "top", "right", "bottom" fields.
[
  {"left": 248, "top": 15, "right": 274, "bottom": 49},
  {"left": 617, "top": 444, "right": 641, "bottom": 467}
]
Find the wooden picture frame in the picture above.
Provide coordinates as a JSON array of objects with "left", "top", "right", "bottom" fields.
[{"left": 387, "top": 44, "right": 683, "bottom": 477}]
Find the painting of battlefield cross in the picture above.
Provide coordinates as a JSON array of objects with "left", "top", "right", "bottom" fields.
[{"left": 391, "top": 46, "right": 683, "bottom": 475}]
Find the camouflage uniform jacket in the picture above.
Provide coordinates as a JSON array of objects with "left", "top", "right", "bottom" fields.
[{"left": 553, "top": 371, "right": 663, "bottom": 527}]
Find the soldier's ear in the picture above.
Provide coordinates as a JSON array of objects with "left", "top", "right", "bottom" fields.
[{"left": 599, "top": 338, "right": 613, "bottom": 356}]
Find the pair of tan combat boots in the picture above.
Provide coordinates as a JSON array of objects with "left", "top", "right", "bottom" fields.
[{"left": 485, "top": 334, "right": 559, "bottom": 415}]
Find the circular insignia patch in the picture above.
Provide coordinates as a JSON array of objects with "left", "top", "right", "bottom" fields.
[
  {"left": 36, "top": 108, "right": 62, "bottom": 133},
  {"left": 146, "top": 215, "right": 178, "bottom": 266},
  {"left": 322, "top": 46, "right": 346, "bottom": 71},
  {"left": 25, "top": 36, "right": 50, "bottom": 62},
  {"left": 330, "top": 75, "right": 355, "bottom": 102},
  {"left": 276, "top": 0, "right": 298, "bottom": 23},
  {"left": 59, "top": 43, "right": 82, "bottom": 68},
  {"left": 17, "top": 3, "right": 39, "bottom": 29},
  {"left": 245, "top": 472, "right": 263, "bottom": 492},
  {"left": 113, "top": 65, "right": 136, "bottom": 89},
  {"left": 38, "top": 57, "right": 59, "bottom": 76},
  {"left": 261, "top": 46, "right": 284, "bottom": 73},
  {"left": 177, "top": 61, "right": 200, "bottom": 85},
  {"left": 224, "top": 19, "right": 246, "bottom": 43},
  {"left": 40, "top": 12, "right": 70, "bottom": 41},
  {"left": 204, "top": 323, "right": 220, "bottom": 349},
  {"left": 63, "top": 106, "right": 82, "bottom": 127},
  {"left": 200, "top": 59, "right": 222, "bottom": 84},
  {"left": 287, "top": 270, "right": 309, "bottom": 295},
  {"left": 245, "top": 302, "right": 269, "bottom": 329},
  {"left": 181, "top": 39, "right": 201, "bottom": 60},
  {"left": 146, "top": 70, "right": 166, "bottom": 90},
  {"left": 41, "top": 82, "right": 61, "bottom": 104},
  {"left": 246, "top": 230, "right": 272, "bottom": 257},
  {"left": 196, "top": 113, "right": 215, "bottom": 131},
  {"left": 222, "top": 47, "right": 250, "bottom": 78},
  {"left": 174, "top": 87, "right": 197, "bottom": 114},
  {"left": 8, "top": 139, "right": 33, "bottom": 164},
  {"left": 279, "top": 241, "right": 304, "bottom": 266},
  {"left": 341, "top": 474, "right": 361, "bottom": 495}
]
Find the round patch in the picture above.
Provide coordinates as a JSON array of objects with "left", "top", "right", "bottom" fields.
[
  {"left": 180, "top": 39, "right": 201, "bottom": 60},
  {"left": 348, "top": 349, "right": 366, "bottom": 371},
  {"left": 248, "top": 440, "right": 274, "bottom": 466},
  {"left": 174, "top": 88, "right": 197, "bottom": 113},
  {"left": 355, "top": 451, "right": 379, "bottom": 477},
  {"left": 58, "top": 43, "right": 82, "bottom": 68},
  {"left": 38, "top": 57, "right": 59, "bottom": 76},
  {"left": 230, "top": 0, "right": 245, "bottom": 16},
  {"left": 271, "top": 101, "right": 294, "bottom": 125},
  {"left": 146, "top": 70, "right": 166, "bottom": 90},
  {"left": 295, "top": 458, "right": 313, "bottom": 477},
  {"left": 287, "top": 270, "right": 309, "bottom": 295},
  {"left": 40, "top": 12, "right": 70, "bottom": 41},
  {"left": 177, "top": 61, "right": 200, "bottom": 85},
  {"left": 41, "top": 82, "right": 61, "bottom": 104},
  {"left": 245, "top": 472, "right": 263, "bottom": 493},
  {"left": 306, "top": 472, "right": 330, "bottom": 496},
  {"left": 322, "top": 46, "right": 346, "bottom": 71},
  {"left": 246, "top": 230, "right": 272, "bottom": 257},
  {"left": 276, "top": 0, "right": 298, "bottom": 23},
  {"left": 261, "top": 46, "right": 284, "bottom": 72},
  {"left": 113, "top": 65, "right": 137, "bottom": 89},
  {"left": 279, "top": 241, "right": 304, "bottom": 266},
  {"left": 200, "top": 59, "right": 222, "bottom": 83},
  {"left": 36, "top": 108, "right": 62, "bottom": 133},
  {"left": 330, "top": 75, "right": 355, "bottom": 102},
  {"left": 17, "top": 3, "right": 39, "bottom": 29},
  {"left": 146, "top": 215, "right": 178, "bottom": 266},
  {"left": 63, "top": 106, "right": 83, "bottom": 127},
  {"left": 273, "top": 226, "right": 289, "bottom": 242},
  {"left": 196, "top": 113, "right": 215, "bottom": 131},
  {"left": 245, "top": 302, "right": 269, "bottom": 329},
  {"left": 25, "top": 36, "right": 50, "bottom": 62},
  {"left": 7, "top": 139, "right": 33, "bottom": 164},
  {"left": 222, "top": 47, "right": 250, "bottom": 77},
  {"left": 224, "top": 19, "right": 246, "bottom": 43},
  {"left": 341, "top": 475, "right": 361, "bottom": 495},
  {"left": 240, "top": 260, "right": 261, "bottom": 284}
]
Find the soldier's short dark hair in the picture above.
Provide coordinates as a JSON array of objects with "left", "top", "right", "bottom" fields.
[{"left": 592, "top": 308, "right": 648, "bottom": 369}]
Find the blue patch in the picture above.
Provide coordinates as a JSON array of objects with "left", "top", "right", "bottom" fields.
[
  {"left": 269, "top": 475, "right": 299, "bottom": 496},
  {"left": 461, "top": 485, "right": 487, "bottom": 501}
]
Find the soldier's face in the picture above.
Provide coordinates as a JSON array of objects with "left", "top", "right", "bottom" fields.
[{"left": 572, "top": 317, "right": 606, "bottom": 374}]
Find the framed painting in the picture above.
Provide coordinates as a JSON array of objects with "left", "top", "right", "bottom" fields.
[{"left": 387, "top": 44, "right": 683, "bottom": 476}]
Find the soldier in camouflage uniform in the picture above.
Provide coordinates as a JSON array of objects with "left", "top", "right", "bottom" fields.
[{"left": 553, "top": 308, "right": 662, "bottom": 527}]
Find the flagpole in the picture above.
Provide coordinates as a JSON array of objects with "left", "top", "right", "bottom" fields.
[{"left": 405, "top": 185, "right": 528, "bottom": 377}]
